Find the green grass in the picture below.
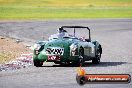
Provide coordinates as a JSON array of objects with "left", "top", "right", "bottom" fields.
[{"left": 0, "top": 0, "right": 132, "bottom": 20}]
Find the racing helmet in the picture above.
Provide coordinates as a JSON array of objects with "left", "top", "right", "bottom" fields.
[{"left": 57, "top": 27, "right": 63, "bottom": 33}]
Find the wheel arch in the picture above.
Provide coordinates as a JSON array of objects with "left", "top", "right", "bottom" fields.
[
  {"left": 92, "top": 40, "right": 102, "bottom": 55},
  {"left": 78, "top": 46, "right": 84, "bottom": 55}
]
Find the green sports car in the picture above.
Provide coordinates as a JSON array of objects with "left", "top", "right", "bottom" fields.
[{"left": 33, "top": 26, "right": 102, "bottom": 67}]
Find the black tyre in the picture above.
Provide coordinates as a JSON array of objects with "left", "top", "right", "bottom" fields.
[
  {"left": 33, "top": 60, "right": 43, "bottom": 67},
  {"left": 72, "top": 47, "right": 84, "bottom": 66},
  {"left": 54, "top": 61, "right": 61, "bottom": 64},
  {"left": 92, "top": 46, "right": 101, "bottom": 64},
  {"left": 79, "top": 47, "right": 85, "bottom": 66}
]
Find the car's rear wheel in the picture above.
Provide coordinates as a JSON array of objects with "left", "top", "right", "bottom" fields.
[
  {"left": 33, "top": 60, "right": 43, "bottom": 67},
  {"left": 92, "top": 47, "right": 101, "bottom": 64}
]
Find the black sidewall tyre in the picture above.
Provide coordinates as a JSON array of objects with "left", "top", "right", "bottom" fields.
[
  {"left": 33, "top": 60, "right": 43, "bottom": 67},
  {"left": 92, "top": 48, "right": 101, "bottom": 64},
  {"left": 72, "top": 47, "right": 84, "bottom": 66}
]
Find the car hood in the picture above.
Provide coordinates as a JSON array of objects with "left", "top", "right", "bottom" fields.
[{"left": 44, "top": 39, "right": 75, "bottom": 48}]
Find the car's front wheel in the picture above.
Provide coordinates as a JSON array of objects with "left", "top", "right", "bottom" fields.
[
  {"left": 92, "top": 46, "right": 101, "bottom": 64},
  {"left": 72, "top": 47, "right": 84, "bottom": 66},
  {"left": 33, "top": 60, "right": 43, "bottom": 67}
]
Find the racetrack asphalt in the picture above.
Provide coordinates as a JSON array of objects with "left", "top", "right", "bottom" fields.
[{"left": 0, "top": 19, "right": 132, "bottom": 88}]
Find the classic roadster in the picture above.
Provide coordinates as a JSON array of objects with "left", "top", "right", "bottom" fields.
[{"left": 33, "top": 26, "right": 102, "bottom": 67}]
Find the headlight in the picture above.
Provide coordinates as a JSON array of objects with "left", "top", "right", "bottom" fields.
[
  {"left": 70, "top": 44, "right": 77, "bottom": 51},
  {"left": 34, "top": 44, "right": 41, "bottom": 50},
  {"left": 70, "top": 44, "right": 78, "bottom": 56}
]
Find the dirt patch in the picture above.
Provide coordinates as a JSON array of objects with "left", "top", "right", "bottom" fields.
[{"left": 0, "top": 36, "right": 31, "bottom": 64}]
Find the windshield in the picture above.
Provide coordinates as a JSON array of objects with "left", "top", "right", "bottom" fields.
[
  {"left": 49, "top": 27, "right": 89, "bottom": 40},
  {"left": 63, "top": 28, "right": 89, "bottom": 38}
]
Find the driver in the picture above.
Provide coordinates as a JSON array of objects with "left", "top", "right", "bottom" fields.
[
  {"left": 80, "top": 36, "right": 86, "bottom": 41},
  {"left": 49, "top": 27, "right": 68, "bottom": 40},
  {"left": 57, "top": 27, "right": 66, "bottom": 38}
]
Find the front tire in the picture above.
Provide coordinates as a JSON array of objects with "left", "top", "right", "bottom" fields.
[
  {"left": 92, "top": 46, "right": 101, "bottom": 64},
  {"left": 33, "top": 60, "right": 43, "bottom": 67},
  {"left": 72, "top": 47, "right": 84, "bottom": 66}
]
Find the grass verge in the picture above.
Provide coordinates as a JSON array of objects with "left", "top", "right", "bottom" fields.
[
  {"left": 0, "top": 6, "right": 132, "bottom": 20},
  {"left": 0, "top": 0, "right": 132, "bottom": 20}
]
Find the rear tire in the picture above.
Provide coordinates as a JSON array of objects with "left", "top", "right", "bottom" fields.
[{"left": 33, "top": 60, "right": 43, "bottom": 67}]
